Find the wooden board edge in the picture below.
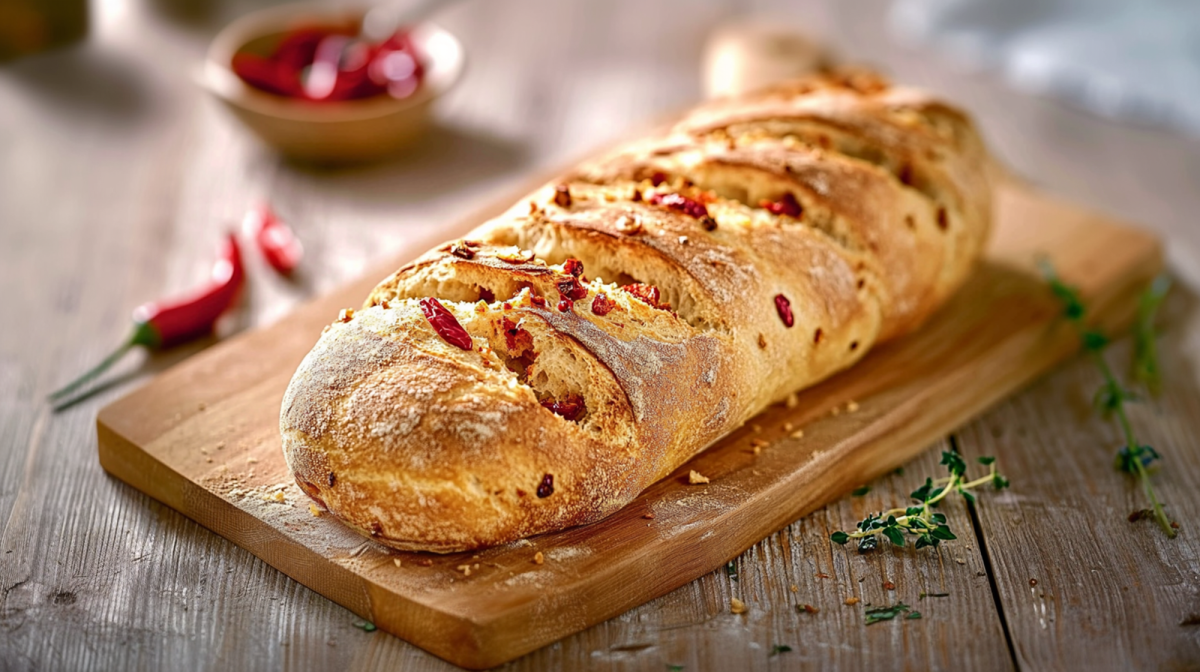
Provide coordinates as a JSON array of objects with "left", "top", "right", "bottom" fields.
[{"left": 95, "top": 419, "right": 376, "bottom": 618}]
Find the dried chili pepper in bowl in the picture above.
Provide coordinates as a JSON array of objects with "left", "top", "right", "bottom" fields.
[
  {"left": 203, "top": 3, "right": 465, "bottom": 162},
  {"left": 244, "top": 203, "right": 303, "bottom": 275},
  {"left": 48, "top": 234, "right": 245, "bottom": 402}
]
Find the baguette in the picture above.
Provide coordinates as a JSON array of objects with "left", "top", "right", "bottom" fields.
[{"left": 280, "top": 69, "right": 993, "bottom": 553}]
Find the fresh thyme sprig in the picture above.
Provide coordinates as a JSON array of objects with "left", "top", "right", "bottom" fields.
[
  {"left": 830, "top": 452, "right": 1008, "bottom": 553},
  {"left": 1041, "top": 261, "right": 1176, "bottom": 538}
]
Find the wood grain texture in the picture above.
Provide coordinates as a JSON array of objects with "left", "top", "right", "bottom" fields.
[
  {"left": 93, "top": 179, "right": 1161, "bottom": 668},
  {"left": 958, "top": 327, "right": 1200, "bottom": 671},
  {"left": 4, "top": 0, "right": 1200, "bottom": 670}
]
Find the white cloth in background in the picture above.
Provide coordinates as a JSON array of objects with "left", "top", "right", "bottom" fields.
[{"left": 890, "top": 0, "right": 1200, "bottom": 137}]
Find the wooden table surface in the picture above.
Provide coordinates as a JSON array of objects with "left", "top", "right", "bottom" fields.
[{"left": 2, "top": 1, "right": 1198, "bottom": 670}]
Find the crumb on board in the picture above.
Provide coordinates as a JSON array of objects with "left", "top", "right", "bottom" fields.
[
  {"left": 789, "top": 584, "right": 798, "bottom": 593},
  {"left": 688, "top": 470, "right": 710, "bottom": 485},
  {"left": 751, "top": 424, "right": 762, "bottom": 434},
  {"left": 533, "top": 551, "right": 545, "bottom": 565},
  {"left": 457, "top": 564, "right": 472, "bottom": 577},
  {"left": 308, "top": 504, "right": 323, "bottom": 517},
  {"left": 883, "top": 581, "right": 896, "bottom": 590},
  {"left": 847, "top": 400, "right": 860, "bottom": 412},
  {"left": 844, "top": 597, "right": 860, "bottom": 605},
  {"left": 791, "top": 429, "right": 805, "bottom": 439},
  {"left": 730, "top": 597, "right": 747, "bottom": 614},
  {"left": 750, "top": 439, "right": 768, "bottom": 449},
  {"left": 417, "top": 558, "right": 433, "bottom": 567},
  {"left": 831, "top": 406, "right": 841, "bottom": 416},
  {"left": 393, "top": 558, "right": 402, "bottom": 567},
  {"left": 783, "top": 422, "right": 794, "bottom": 432},
  {"left": 786, "top": 392, "right": 799, "bottom": 409},
  {"left": 643, "top": 512, "right": 655, "bottom": 519}
]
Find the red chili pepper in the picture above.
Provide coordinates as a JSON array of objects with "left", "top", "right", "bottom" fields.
[
  {"left": 48, "top": 234, "right": 245, "bottom": 402},
  {"left": 244, "top": 203, "right": 302, "bottom": 275},
  {"left": 774, "top": 293, "right": 795, "bottom": 327},
  {"left": 419, "top": 297, "right": 473, "bottom": 350},
  {"left": 231, "top": 24, "right": 423, "bottom": 102}
]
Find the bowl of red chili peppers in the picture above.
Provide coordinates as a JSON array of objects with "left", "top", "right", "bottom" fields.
[{"left": 204, "top": 3, "right": 464, "bottom": 162}]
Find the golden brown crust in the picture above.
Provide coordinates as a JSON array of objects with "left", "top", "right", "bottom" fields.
[{"left": 280, "top": 70, "right": 994, "bottom": 552}]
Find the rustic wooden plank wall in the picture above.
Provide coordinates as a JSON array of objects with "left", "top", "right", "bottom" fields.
[{"left": 2, "top": 0, "right": 1198, "bottom": 670}]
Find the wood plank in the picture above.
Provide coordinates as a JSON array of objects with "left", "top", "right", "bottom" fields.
[
  {"left": 93, "top": 180, "right": 1161, "bottom": 668},
  {"left": 958, "top": 306, "right": 1200, "bottom": 670}
]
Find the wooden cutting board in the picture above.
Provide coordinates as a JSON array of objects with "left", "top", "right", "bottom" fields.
[{"left": 96, "top": 179, "right": 1161, "bottom": 669}]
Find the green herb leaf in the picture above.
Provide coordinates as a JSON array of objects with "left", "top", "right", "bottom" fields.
[
  {"left": 726, "top": 561, "right": 738, "bottom": 581},
  {"left": 864, "top": 601, "right": 912, "bottom": 625},
  {"left": 857, "top": 535, "right": 879, "bottom": 553},
  {"left": 769, "top": 644, "right": 793, "bottom": 657},
  {"left": 667, "top": 665, "right": 684, "bottom": 672},
  {"left": 977, "top": 456, "right": 996, "bottom": 465},
  {"left": 931, "top": 525, "right": 956, "bottom": 541},
  {"left": 919, "top": 592, "right": 950, "bottom": 599},
  {"left": 993, "top": 473, "right": 1010, "bottom": 490},
  {"left": 830, "top": 531, "right": 850, "bottom": 545},
  {"left": 883, "top": 526, "right": 905, "bottom": 547},
  {"left": 907, "top": 611, "right": 922, "bottom": 620},
  {"left": 852, "top": 485, "right": 871, "bottom": 497},
  {"left": 941, "top": 451, "right": 967, "bottom": 477},
  {"left": 911, "top": 478, "right": 934, "bottom": 502},
  {"left": 353, "top": 621, "right": 377, "bottom": 632}
]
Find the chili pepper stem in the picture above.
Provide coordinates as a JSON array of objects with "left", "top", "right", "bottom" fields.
[{"left": 47, "top": 321, "right": 159, "bottom": 402}]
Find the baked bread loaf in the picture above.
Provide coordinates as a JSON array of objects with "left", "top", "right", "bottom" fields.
[{"left": 280, "top": 69, "right": 993, "bottom": 553}]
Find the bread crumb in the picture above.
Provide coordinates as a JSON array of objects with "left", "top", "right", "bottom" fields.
[
  {"left": 789, "top": 584, "right": 798, "bottom": 593},
  {"left": 786, "top": 392, "right": 799, "bottom": 409},
  {"left": 750, "top": 439, "right": 768, "bottom": 448},
  {"left": 757, "top": 333, "right": 767, "bottom": 349},
  {"left": 457, "top": 564, "right": 472, "bottom": 576},
  {"left": 393, "top": 558, "right": 402, "bottom": 567},
  {"left": 730, "top": 597, "right": 747, "bottom": 614},
  {"left": 847, "top": 400, "right": 860, "bottom": 412},
  {"left": 262, "top": 491, "right": 285, "bottom": 503},
  {"left": 844, "top": 597, "right": 860, "bottom": 605},
  {"left": 688, "top": 470, "right": 710, "bottom": 485},
  {"left": 216, "top": 441, "right": 225, "bottom": 450},
  {"left": 783, "top": 422, "right": 794, "bottom": 432},
  {"left": 883, "top": 581, "right": 895, "bottom": 590},
  {"left": 791, "top": 429, "right": 805, "bottom": 439},
  {"left": 309, "top": 504, "right": 323, "bottom": 517},
  {"left": 247, "top": 457, "right": 258, "bottom": 464},
  {"left": 751, "top": 424, "right": 762, "bottom": 433},
  {"left": 643, "top": 512, "right": 655, "bottom": 519},
  {"left": 533, "top": 552, "right": 545, "bottom": 565},
  {"left": 417, "top": 558, "right": 433, "bottom": 567},
  {"left": 753, "top": 445, "right": 762, "bottom": 455},
  {"left": 831, "top": 406, "right": 841, "bottom": 416}
]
